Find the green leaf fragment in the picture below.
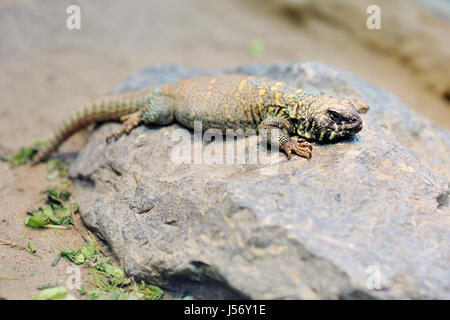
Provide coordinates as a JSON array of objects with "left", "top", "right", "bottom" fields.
[
  {"left": 45, "top": 187, "right": 71, "bottom": 204},
  {"left": 41, "top": 204, "right": 60, "bottom": 224},
  {"left": 25, "top": 211, "right": 49, "bottom": 228},
  {"left": 55, "top": 236, "right": 164, "bottom": 300},
  {"left": 52, "top": 254, "right": 61, "bottom": 267},
  {"left": 148, "top": 285, "right": 164, "bottom": 297},
  {"left": 53, "top": 203, "right": 71, "bottom": 216},
  {"left": 93, "top": 256, "right": 125, "bottom": 284},
  {"left": 60, "top": 249, "right": 85, "bottom": 264},
  {"left": 33, "top": 286, "right": 68, "bottom": 300},
  {"left": 87, "top": 289, "right": 101, "bottom": 300},
  {"left": 11, "top": 141, "right": 46, "bottom": 165},
  {"left": 27, "top": 241, "right": 36, "bottom": 253},
  {"left": 45, "top": 187, "right": 59, "bottom": 199},
  {"left": 103, "top": 264, "right": 125, "bottom": 285},
  {"left": 26, "top": 196, "right": 76, "bottom": 229},
  {"left": 41, "top": 204, "right": 54, "bottom": 217},
  {"left": 143, "top": 285, "right": 164, "bottom": 300},
  {"left": 137, "top": 281, "right": 164, "bottom": 300},
  {"left": 60, "top": 178, "right": 72, "bottom": 191},
  {"left": 80, "top": 242, "right": 96, "bottom": 259},
  {"left": 25, "top": 206, "right": 72, "bottom": 228},
  {"left": 72, "top": 202, "right": 79, "bottom": 213}
]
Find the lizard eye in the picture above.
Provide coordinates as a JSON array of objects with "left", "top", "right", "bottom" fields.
[{"left": 328, "top": 109, "right": 346, "bottom": 123}]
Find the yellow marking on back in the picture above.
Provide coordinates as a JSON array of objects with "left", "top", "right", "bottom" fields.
[
  {"left": 234, "top": 77, "right": 250, "bottom": 100},
  {"left": 259, "top": 89, "right": 266, "bottom": 96},
  {"left": 295, "top": 88, "right": 303, "bottom": 94},
  {"left": 270, "top": 81, "right": 284, "bottom": 91},
  {"left": 319, "top": 131, "right": 325, "bottom": 141},
  {"left": 287, "top": 94, "right": 295, "bottom": 101},
  {"left": 257, "top": 90, "right": 264, "bottom": 114},
  {"left": 275, "top": 92, "right": 281, "bottom": 105},
  {"left": 292, "top": 103, "right": 299, "bottom": 116},
  {"left": 238, "top": 78, "right": 249, "bottom": 91}
]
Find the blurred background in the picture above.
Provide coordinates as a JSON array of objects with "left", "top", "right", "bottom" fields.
[{"left": 1, "top": 0, "right": 449, "bottom": 153}]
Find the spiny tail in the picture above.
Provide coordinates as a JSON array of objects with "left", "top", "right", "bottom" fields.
[{"left": 32, "top": 90, "right": 151, "bottom": 164}]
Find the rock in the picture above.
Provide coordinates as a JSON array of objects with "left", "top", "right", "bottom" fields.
[{"left": 69, "top": 62, "right": 450, "bottom": 299}]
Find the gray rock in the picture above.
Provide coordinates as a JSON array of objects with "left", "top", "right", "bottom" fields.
[{"left": 69, "top": 62, "right": 450, "bottom": 299}]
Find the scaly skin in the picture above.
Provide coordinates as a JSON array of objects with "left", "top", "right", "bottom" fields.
[{"left": 32, "top": 75, "right": 367, "bottom": 164}]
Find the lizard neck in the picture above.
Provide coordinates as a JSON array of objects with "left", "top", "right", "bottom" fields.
[{"left": 287, "top": 91, "right": 325, "bottom": 141}]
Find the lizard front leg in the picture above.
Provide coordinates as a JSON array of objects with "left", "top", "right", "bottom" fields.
[
  {"left": 257, "top": 116, "right": 313, "bottom": 159},
  {"left": 106, "top": 94, "right": 174, "bottom": 141}
]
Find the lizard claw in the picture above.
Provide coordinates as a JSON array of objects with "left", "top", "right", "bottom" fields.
[
  {"left": 106, "top": 111, "right": 143, "bottom": 142},
  {"left": 281, "top": 137, "right": 313, "bottom": 160}
]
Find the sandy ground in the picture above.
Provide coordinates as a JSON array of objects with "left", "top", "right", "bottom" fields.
[{"left": 0, "top": 0, "right": 449, "bottom": 299}]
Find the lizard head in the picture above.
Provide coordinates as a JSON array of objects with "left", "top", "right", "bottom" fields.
[{"left": 292, "top": 94, "right": 363, "bottom": 143}]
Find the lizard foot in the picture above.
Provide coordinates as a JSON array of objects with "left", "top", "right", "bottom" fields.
[
  {"left": 281, "top": 137, "right": 313, "bottom": 160},
  {"left": 106, "top": 111, "right": 143, "bottom": 142}
]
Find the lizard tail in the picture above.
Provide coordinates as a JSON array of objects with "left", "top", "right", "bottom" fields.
[{"left": 31, "top": 91, "right": 147, "bottom": 165}]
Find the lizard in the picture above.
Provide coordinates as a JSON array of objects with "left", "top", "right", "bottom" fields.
[{"left": 31, "top": 74, "right": 368, "bottom": 164}]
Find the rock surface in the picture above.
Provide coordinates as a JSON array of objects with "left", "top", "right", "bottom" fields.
[{"left": 69, "top": 62, "right": 450, "bottom": 299}]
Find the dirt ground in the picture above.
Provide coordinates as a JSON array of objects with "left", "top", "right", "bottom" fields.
[{"left": 1, "top": 0, "right": 449, "bottom": 299}]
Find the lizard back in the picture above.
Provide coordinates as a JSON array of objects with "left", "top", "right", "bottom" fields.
[{"left": 162, "top": 75, "right": 294, "bottom": 133}]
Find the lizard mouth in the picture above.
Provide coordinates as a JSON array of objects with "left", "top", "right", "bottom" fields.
[
  {"left": 337, "top": 118, "right": 363, "bottom": 135},
  {"left": 327, "top": 109, "right": 362, "bottom": 135}
]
